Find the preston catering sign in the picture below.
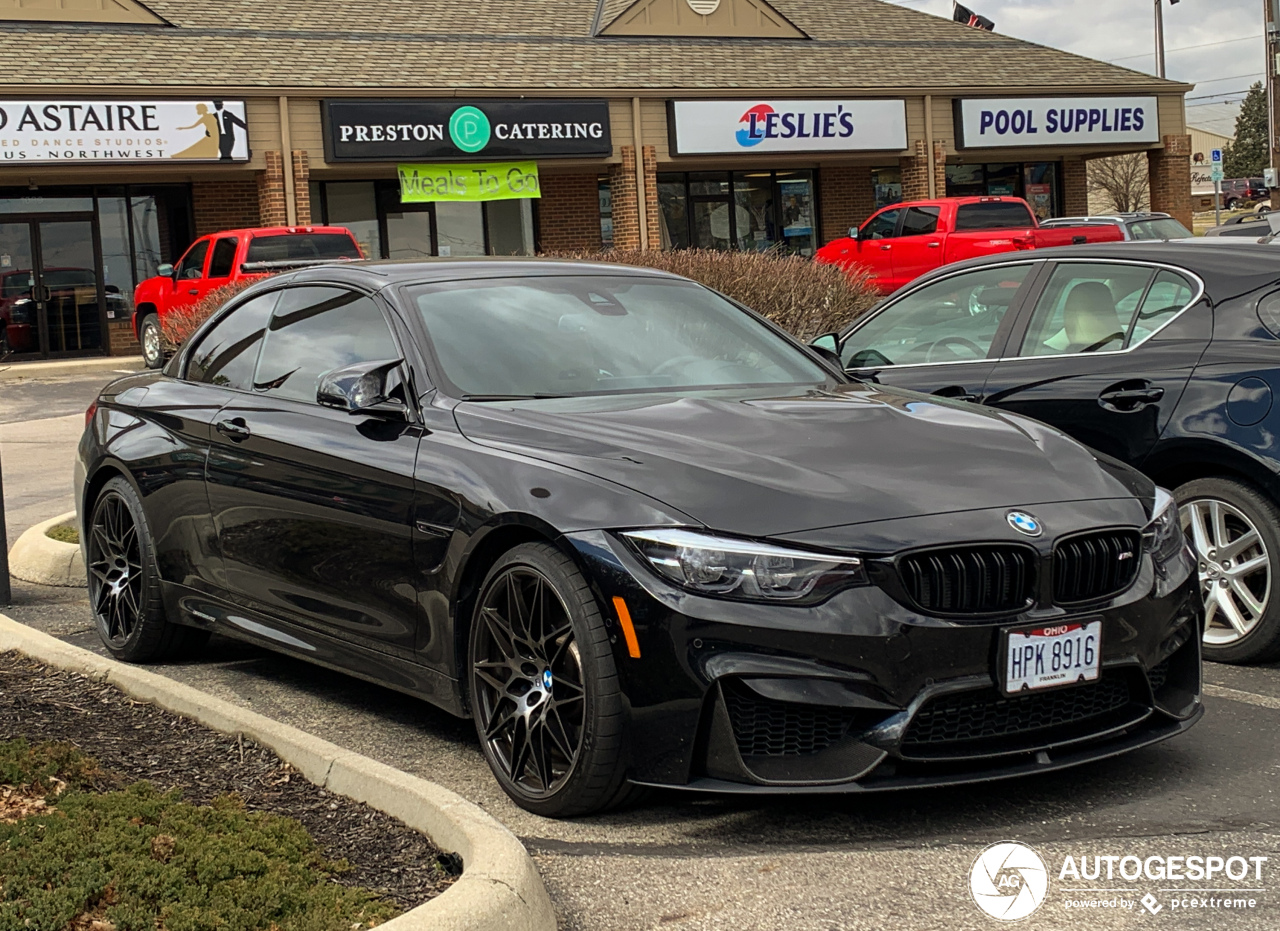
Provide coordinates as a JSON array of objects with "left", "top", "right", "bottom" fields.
[
  {"left": 0, "top": 99, "right": 250, "bottom": 163},
  {"left": 955, "top": 97, "right": 1160, "bottom": 148},
  {"left": 324, "top": 99, "right": 612, "bottom": 162},
  {"left": 667, "top": 99, "right": 908, "bottom": 155}
]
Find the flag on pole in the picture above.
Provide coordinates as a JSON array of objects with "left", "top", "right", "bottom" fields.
[{"left": 953, "top": 2, "right": 995, "bottom": 31}]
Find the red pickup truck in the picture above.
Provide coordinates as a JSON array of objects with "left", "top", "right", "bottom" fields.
[
  {"left": 133, "top": 225, "right": 362, "bottom": 368},
  {"left": 816, "top": 196, "right": 1124, "bottom": 294}
]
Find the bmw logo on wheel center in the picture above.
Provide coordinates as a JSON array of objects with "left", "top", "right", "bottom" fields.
[{"left": 1007, "top": 511, "right": 1043, "bottom": 537}]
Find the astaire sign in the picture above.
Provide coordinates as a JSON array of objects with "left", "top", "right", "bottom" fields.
[
  {"left": 668, "top": 99, "right": 908, "bottom": 155},
  {"left": 323, "top": 99, "right": 612, "bottom": 162},
  {"left": 0, "top": 99, "right": 249, "bottom": 163},
  {"left": 955, "top": 97, "right": 1160, "bottom": 149}
]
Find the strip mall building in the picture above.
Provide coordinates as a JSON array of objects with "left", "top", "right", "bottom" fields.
[{"left": 0, "top": 0, "right": 1193, "bottom": 359}]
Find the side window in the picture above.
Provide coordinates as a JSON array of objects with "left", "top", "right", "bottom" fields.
[
  {"left": 206, "top": 237, "right": 239, "bottom": 280},
  {"left": 1018, "top": 263, "right": 1159, "bottom": 357},
  {"left": 955, "top": 202, "right": 1035, "bottom": 231},
  {"left": 176, "top": 240, "right": 209, "bottom": 280},
  {"left": 862, "top": 209, "right": 902, "bottom": 240},
  {"left": 842, "top": 264, "right": 1033, "bottom": 368},
  {"left": 186, "top": 291, "right": 279, "bottom": 389},
  {"left": 253, "top": 287, "right": 399, "bottom": 403},
  {"left": 899, "top": 207, "right": 940, "bottom": 237},
  {"left": 1130, "top": 271, "right": 1196, "bottom": 344}
]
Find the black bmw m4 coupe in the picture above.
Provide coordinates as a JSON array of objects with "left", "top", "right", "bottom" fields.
[{"left": 77, "top": 259, "right": 1203, "bottom": 816}]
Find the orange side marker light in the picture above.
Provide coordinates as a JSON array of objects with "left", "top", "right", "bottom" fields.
[{"left": 612, "top": 596, "right": 641, "bottom": 659}]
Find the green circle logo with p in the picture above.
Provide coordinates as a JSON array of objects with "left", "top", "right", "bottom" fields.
[{"left": 449, "top": 106, "right": 491, "bottom": 153}]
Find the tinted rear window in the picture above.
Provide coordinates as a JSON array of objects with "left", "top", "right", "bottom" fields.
[
  {"left": 245, "top": 233, "right": 361, "bottom": 263},
  {"left": 954, "top": 202, "right": 1035, "bottom": 231}
]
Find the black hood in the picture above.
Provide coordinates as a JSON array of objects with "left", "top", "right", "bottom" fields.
[{"left": 453, "top": 384, "right": 1147, "bottom": 538}]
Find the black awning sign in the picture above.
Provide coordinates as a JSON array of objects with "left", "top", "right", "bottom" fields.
[{"left": 323, "top": 99, "right": 613, "bottom": 162}]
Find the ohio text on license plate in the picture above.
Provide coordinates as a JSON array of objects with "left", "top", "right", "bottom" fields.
[{"left": 1003, "top": 621, "right": 1101, "bottom": 694}]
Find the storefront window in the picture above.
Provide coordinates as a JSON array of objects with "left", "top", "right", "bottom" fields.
[
  {"left": 322, "top": 182, "right": 382, "bottom": 260},
  {"left": 658, "top": 170, "right": 817, "bottom": 255},
  {"left": 435, "top": 202, "right": 486, "bottom": 257},
  {"left": 485, "top": 199, "right": 534, "bottom": 256},
  {"left": 97, "top": 196, "right": 134, "bottom": 321},
  {"left": 871, "top": 167, "right": 903, "bottom": 208},
  {"left": 598, "top": 180, "right": 614, "bottom": 250},
  {"left": 945, "top": 162, "right": 1062, "bottom": 218}
]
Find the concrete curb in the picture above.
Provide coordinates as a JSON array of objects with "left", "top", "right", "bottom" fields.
[
  {"left": 0, "top": 615, "right": 557, "bottom": 931},
  {"left": 0, "top": 356, "right": 143, "bottom": 382},
  {"left": 8, "top": 511, "right": 84, "bottom": 588}
]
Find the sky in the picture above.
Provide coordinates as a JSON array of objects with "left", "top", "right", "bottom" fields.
[{"left": 882, "top": 0, "right": 1265, "bottom": 136}]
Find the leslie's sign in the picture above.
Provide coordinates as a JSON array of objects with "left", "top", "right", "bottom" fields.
[
  {"left": 0, "top": 99, "right": 250, "bottom": 163},
  {"left": 956, "top": 97, "right": 1160, "bottom": 149}
]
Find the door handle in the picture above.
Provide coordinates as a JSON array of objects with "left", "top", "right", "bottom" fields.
[
  {"left": 879, "top": 245, "right": 892, "bottom": 251},
  {"left": 187, "top": 288, "right": 199, "bottom": 296},
  {"left": 927, "top": 242, "right": 942, "bottom": 248},
  {"left": 1098, "top": 382, "right": 1165, "bottom": 412},
  {"left": 933, "top": 385, "right": 979, "bottom": 403},
  {"left": 215, "top": 418, "right": 251, "bottom": 441}
]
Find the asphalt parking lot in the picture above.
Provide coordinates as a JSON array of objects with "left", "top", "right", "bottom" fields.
[{"left": 4, "top": 368, "right": 1280, "bottom": 930}]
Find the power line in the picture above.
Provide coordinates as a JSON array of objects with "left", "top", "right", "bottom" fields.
[{"left": 1107, "top": 33, "right": 1263, "bottom": 62}]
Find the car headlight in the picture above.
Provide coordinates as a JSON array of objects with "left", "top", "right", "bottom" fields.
[
  {"left": 622, "top": 528, "right": 868, "bottom": 604},
  {"left": 1143, "top": 487, "right": 1184, "bottom": 566}
]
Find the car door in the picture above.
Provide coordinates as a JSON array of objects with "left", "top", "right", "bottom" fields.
[
  {"left": 889, "top": 205, "right": 945, "bottom": 288},
  {"left": 838, "top": 261, "right": 1041, "bottom": 401},
  {"left": 202, "top": 235, "right": 239, "bottom": 298},
  {"left": 979, "top": 260, "right": 1206, "bottom": 466},
  {"left": 204, "top": 284, "right": 427, "bottom": 655},
  {"left": 171, "top": 238, "right": 210, "bottom": 311}
]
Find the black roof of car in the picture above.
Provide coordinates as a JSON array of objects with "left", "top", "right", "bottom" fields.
[
  {"left": 927, "top": 241, "right": 1280, "bottom": 297},
  {"left": 280, "top": 257, "right": 680, "bottom": 288}
]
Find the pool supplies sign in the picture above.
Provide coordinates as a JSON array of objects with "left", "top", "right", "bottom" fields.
[
  {"left": 0, "top": 100, "right": 249, "bottom": 163},
  {"left": 399, "top": 162, "right": 541, "bottom": 203},
  {"left": 668, "top": 99, "right": 908, "bottom": 155},
  {"left": 955, "top": 97, "right": 1160, "bottom": 148}
]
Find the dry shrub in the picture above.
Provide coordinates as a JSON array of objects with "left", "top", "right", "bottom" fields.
[
  {"left": 546, "top": 249, "right": 878, "bottom": 341},
  {"left": 159, "top": 278, "right": 265, "bottom": 352}
]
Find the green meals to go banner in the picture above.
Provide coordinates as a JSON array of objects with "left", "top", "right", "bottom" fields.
[{"left": 398, "top": 161, "right": 540, "bottom": 203}]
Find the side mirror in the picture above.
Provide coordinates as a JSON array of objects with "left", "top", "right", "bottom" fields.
[
  {"left": 808, "top": 332, "right": 843, "bottom": 369},
  {"left": 849, "top": 226, "right": 859, "bottom": 240},
  {"left": 317, "top": 358, "right": 411, "bottom": 420},
  {"left": 156, "top": 264, "right": 174, "bottom": 278}
]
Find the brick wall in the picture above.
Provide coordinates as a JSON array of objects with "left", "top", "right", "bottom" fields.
[
  {"left": 292, "top": 150, "right": 312, "bottom": 226},
  {"left": 258, "top": 151, "right": 288, "bottom": 227},
  {"left": 899, "top": 140, "right": 947, "bottom": 201},
  {"left": 1149, "top": 134, "right": 1193, "bottom": 229},
  {"left": 107, "top": 320, "right": 140, "bottom": 356},
  {"left": 192, "top": 180, "right": 259, "bottom": 236},
  {"left": 606, "top": 145, "right": 659, "bottom": 251},
  {"left": 1062, "top": 155, "right": 1089, "bottom": 217},
  {"left": 819, "top": 166, "right": 876, "bottom": 243},
  {"left": 538, "top": 172, "right": 602, "bottom": 253}
]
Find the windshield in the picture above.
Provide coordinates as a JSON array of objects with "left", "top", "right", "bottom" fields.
[
  {"left": 245, "top": 233, "right": 362, "bottom": 262},
  {"left": 407, "top": 276, "right": 829, "bottom": 398},
  {"left": 1127, "top": 218, "right": 1192, "bottom": 240}
]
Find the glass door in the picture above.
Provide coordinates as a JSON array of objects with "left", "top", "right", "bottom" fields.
[
  {"left": 0, "top": 222, "right": 40, "bottom": 358},
  {"left": 0, "top": 218, "right": 103, "bottom": 358}
]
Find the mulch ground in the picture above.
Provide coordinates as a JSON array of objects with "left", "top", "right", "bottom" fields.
[{"left": 0, "top": 651, "right": 459, "bottom": 909}]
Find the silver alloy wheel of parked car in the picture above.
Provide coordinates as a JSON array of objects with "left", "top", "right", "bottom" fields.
[
  {"left": 141, "top": 314, "right": 162, "bottom": 369},
  {"left": 1180, "top": 497, "right": 1272, "bottom": 645}
]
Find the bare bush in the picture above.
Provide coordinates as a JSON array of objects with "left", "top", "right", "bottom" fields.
[
  {"left": 545, "top": 249, "right": 879, "bottom": 341},
  {"left": 159, "top": 278, "right": 264, "bottom": 352}
]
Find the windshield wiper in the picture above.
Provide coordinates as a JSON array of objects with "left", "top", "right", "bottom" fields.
[{"left": 459, "top": 393, "right": 569, "bottom": 401}]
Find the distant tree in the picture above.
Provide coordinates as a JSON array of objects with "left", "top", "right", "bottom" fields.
[
  {"left": 1223, "top": 81, "right": 1268, "bottom": 178},
  {"left": 1087, "top": 153, "right": 1150, "bottom": 213}
]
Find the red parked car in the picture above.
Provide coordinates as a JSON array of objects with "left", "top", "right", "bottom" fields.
[
  {"left": 816, "top": 196, "right": 1125, "bottom": 294},
  {"left": 133, "top": 226, "right": 362, "bottom": 368}
]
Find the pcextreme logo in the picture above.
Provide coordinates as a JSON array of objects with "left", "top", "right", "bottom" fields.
[{"left": 970, "top": 842, "right": 1049, "bottom": 921}]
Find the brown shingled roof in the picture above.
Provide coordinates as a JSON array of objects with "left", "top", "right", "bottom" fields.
[{"left": 0, "top": 0, "right": 1185, "bottom": 92}]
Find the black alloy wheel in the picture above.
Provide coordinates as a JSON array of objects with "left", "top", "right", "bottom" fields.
[
  {"left": 468, "top": 542, "right": 633, "bottom": 817},
  {"left": 87, "top": 476, "right": 208, "bottom": 662}
]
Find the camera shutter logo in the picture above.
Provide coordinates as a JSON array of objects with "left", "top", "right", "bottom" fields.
[
  {"left": 687, "top": 0, "right": 721, "bottom": 13},
  {"left": 969, "top": 842, "right": 1048, "bottom": 921},
  {"left": 449, "top": 106, "right": 491, "bottom": 154}
]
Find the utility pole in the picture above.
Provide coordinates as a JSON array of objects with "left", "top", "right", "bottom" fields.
[
  {"left": 1268, "top": 0, "right": 1279, "bottom": 198},
  {"left": 1154, "top": 0, "right": 1180, "bottom": 79}
]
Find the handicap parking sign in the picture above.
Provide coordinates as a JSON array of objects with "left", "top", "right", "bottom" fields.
[{"left": 1211, "top": 148, "right": 1223, "bottom": 164}]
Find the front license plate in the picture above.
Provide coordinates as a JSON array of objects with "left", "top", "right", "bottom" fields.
[{"left": 1003, "top": 620, "right": 1101, "bottom": 694}]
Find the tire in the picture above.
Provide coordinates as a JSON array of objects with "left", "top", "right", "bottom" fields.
[
  {"left": 467, "top": 542, "right": 632, "bottom": 817},
  {"left": 1226, "top": 198, "right": 1239, "bottom": 211},
  {"left": 87, "top": 476, "right": 209, "bottom": 662},
  {"left": 1176, "top": 478, "right": 1280, "bottom": 664},
  {"left": 1259, "top": 206, "right": 1272, "bottom": 217},
  {"left": 140, "top": 313, "right": 163, "bottom": 369}
]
